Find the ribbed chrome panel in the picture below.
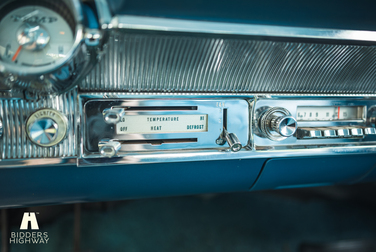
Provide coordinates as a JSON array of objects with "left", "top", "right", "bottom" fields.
[
  {"left": 0, "top": 89, "right": 77, "bottom": 159},
  {"left": 81, "top": 31, "right": 376, "bottom": 94}
]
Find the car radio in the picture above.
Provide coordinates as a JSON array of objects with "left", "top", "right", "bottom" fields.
[{"left": 253, "top": 98, "right": 376, "bottom": 150}]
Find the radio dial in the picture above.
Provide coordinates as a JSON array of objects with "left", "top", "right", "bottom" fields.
[
  {"left": 270, "top": 115, "right": 297, "bottom": 137},
  {"left": 258, "top": 107, "right": 297, "bottom": 141}
]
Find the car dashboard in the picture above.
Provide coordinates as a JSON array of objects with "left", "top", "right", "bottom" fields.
[{"left": 1, "top": 0, "right": 376, "bottom": 208}]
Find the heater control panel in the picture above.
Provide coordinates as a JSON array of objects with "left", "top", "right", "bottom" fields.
[{"left": 82, "top": 99, "right": 249, "bottom": 158}]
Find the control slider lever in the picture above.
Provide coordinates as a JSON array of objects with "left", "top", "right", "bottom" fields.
[
  {"left": 98, "top": 139, "right": 121, "bottom": 157},
  {"left": 103, "top": 108, "right": 126, "bottom": 124},
  {"left": 223, "top": 129, "right": 242, "bottom": 152},
  {"left": 216, "top": 128, "right": 242, "bottom": 152}
]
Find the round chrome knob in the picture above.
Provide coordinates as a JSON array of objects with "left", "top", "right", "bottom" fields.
[
  {"left": 29, "top": 118, "right": 58, "bottom": 144},
  {"left": 258, "top": 107, "right": 297, "bottom": 141},
  {"left": 270, "top": 115, "right": 297, "bottom": 137},
  {"left": 26, "top": 109, "right": 68, "bottom": 147}
]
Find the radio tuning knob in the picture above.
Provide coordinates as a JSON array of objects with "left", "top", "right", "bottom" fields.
[
  {"left": 270, "top": 115, "right": 297, "bottom": 137},
  {"left": 258, "top": 107, "right": 297, "bottom": 141}
]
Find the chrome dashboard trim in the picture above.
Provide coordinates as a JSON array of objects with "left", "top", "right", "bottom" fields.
[
  {"left": 94, "top": 0, "right": 112, "bottom": 28},
  {"left": 113, "top": 15, "right": 376, "bottom": 42},
  {"left": 81, "top": 98, "right": 249, "bottom": 157},
  {"left": 81, "top": 32, "right": 376, "bottom": 94},
  {"left": 0, "top": 88, "right": 78, "bottom": 159},
  {"left": 0, "top": 93, "right": 375, "bottom": 166},
  {"left": 0, "top": 157, "right": 76, "bottom": 169},
  {"left": 2, "top": 145, "right": 376, "bottom": 168},
  {"left": 0, "top": 0, "right": 103, "bottom": 96},
  {"left": 78, "top": 145, "right": 376, "bottom": 166}
]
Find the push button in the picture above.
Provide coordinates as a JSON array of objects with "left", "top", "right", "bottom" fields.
[
  {"left": 321, "top": 129, "right": 337, "bottom": 138},
  {"left": 349, "top": 128, "right": 363, "bottom": 137},
  {"left": 336, "top": 128, "right": 351, "bottom": 137},
  {"left": 297, "top": 128, "right": 322, "bottom": 139},
  {"left": 364, "top": 127, "right": 376, "bottom": 135}
]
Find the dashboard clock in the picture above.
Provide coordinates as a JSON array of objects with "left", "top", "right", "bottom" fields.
[{"left": 0, "top": 0, "right": 101, "bottom": 96}]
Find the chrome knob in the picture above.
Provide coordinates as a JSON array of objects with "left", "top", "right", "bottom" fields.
[
  {"left": 26, "top": 109, "right": 68, "bottom": 147},
  {"left": 270, "top": 115, "right": 297, "bottom": 137},
  {"left": 223, "top": 129, "right": 242, "bottom": 152},
  {"left": 258, "top": 107, "right": 297, "bottom": 141},
  {"left": 98, "top": 139, "right": 121, "bottom": 157},
  {"left": 29, "top": 118, "right": 58, "bottom": 144},
  {"left": 103, "top": 108, "right": 126, "bottom": 124}
]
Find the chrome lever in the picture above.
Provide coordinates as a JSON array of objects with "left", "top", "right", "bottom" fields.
[
  {"left": 103, "top": 108, "right": 126, "bottom": 124},
  {"left": 98, "top": 139, "right": 121, "bottom": 157},
  {"left": 216, "top": 128, "right": 242, "bottom": 152}
]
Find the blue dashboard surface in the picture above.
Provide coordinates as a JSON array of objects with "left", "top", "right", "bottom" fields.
[
  {"left": 1, "top": 154, "right": 376, "bottom": 208},
  {"left": 251, "top": 155, "right": 376, "bottom": 191},
  {"left": 107, "top": 0, "right": 376, "bottom": 31},
  {"left": 0, "top": 159, "right": 266, "bottom": 208}
]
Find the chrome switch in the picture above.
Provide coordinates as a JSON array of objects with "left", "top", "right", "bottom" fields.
[
  {"left": 98, "top": 139, "right": 121, "bottom": 158},
  {"left": 364, "top": 127, "right": 376, "bottom": 135},
  {"left": 297, "top": 128, "right": 322, "bottom": 139},
  {"left": 223, "top": 129, "right": 242, "bottom": 152},
  {"left": 336, "top": 128, "right": 351, "bottom": 137},
  {"left": 350, "top": 128, "right": 363, "bottom": 137},
  {"left": 103, "top": 108, "right": 126, "bottom": 124},
  {"left": 321, "top": 129, "right": 337, "bottom": 138}
]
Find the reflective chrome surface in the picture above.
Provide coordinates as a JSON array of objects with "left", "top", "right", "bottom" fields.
[
  {"left": 0, "top": 0, "right": 102, "bottom": 96},
  {"left": 81, "top": 98, "right": 249, "bottom": 157},
  {"left": 254, "top": 97, "right": 376, "bottom": 149},
  {"left": 26, "top": 108, "right": 68, "bottom": 147},
  {"left": 257, "top": 107, "right": 294, "bottom": 141},
  {"left": 114, "top": 15, "right": 376, "bottom": 42},
  {"left": 2, "top": 1, "right": 376, "bottom": 167},
  {"left": 223, "top": 129, "right": 242, "bottom": 152},
  {"left": 28, "top": 118, "right": 58, "bottom": 144},
  {"left": 81, "top": 32, "right": 376, "bottom": 94},
  {"left": 270, "top": 115, "right": 297, "bottom": 137},
  {"left": 0, "top": 92, "right": 376, "bottom": 166},
  {"left": 98, "top": 139, "right": 121, "bottom": 158},
  {"left": 103, "top": 108, "right": 126, "bottom": 124},
  {"left": 0, "top": 88, "right": 77, "bottom": 159}
]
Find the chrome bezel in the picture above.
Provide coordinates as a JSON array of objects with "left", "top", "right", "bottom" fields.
[
  {"left": 81, "top": 98, "right": 250, "bottom": 158},
  {"left": 0, "top": 0, "right": 97, "bottom": 95},
  {"left": 26, "top": 108, "right": 68, "bottom": 147},
  {"left": 253, "top": 97, "right": 376, "bottom": 148}
]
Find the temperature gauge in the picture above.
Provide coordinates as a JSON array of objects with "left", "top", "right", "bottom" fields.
[{"left": 297, "top": 106, "right": 365, "bottom": 121}]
